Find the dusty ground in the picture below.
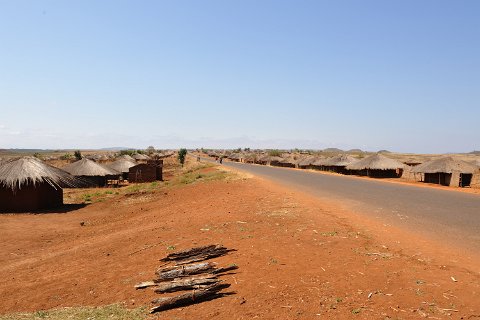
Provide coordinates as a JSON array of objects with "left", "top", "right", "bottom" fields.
[{"left": 0, "top": 162, "right": 479, "bottom": 319}]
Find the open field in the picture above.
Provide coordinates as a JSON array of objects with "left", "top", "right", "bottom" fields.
[{"left": 1, "top": 159, "right": 479, "bottom": 319}]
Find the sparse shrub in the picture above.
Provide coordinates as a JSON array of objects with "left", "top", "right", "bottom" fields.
[
  {"left": 119, "top": 149, "right": 135, "bottom": 156},
  {"left": 178, "top": 148, "right": 187, "bottom": 166},
  {"left": 146, "top": 146, "right": 155, "bottom": 154},
  {"left": 74, "top": 150, "right": 82, "bottom": 160},
  {"left": 60, "top": 153, "right": 72, "bottom": 160}
]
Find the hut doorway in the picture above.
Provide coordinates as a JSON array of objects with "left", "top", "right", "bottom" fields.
[
  {"left": 424, "top": 173, "right": 451, "bottom": 186},
  {"left": 459, "top": 173, "right": 472, "bottom": 187}
]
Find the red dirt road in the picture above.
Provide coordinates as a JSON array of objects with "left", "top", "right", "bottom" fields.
[{"left": 0, "top": 168, "right": 479, "bottom": 319}]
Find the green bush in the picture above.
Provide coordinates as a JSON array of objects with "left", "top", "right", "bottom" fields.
[
  {"left": 74, "top": 150, "right": 82, "bottom": 160},
  {"left": 178, "top": 148, "right": 187, "bottom": 166}
]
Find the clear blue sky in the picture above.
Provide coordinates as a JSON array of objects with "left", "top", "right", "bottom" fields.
[{"left": 1, "top": 0, "right": 479, "bottom": 153}]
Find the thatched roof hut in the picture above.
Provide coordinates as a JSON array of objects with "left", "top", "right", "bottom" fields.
[
  {"left": 413, "top": 157, "right": 477, "bottom": 174},
  {"left": 63, "top": 158, "right": 119, "bottom": 187},
  {"left": 323, "top": 154, "right": 358, "bottom": 167},
  {"left": 107, "top": 159, "right": 136, "bottom": 179},
  {"left": 0, "top": 157, "right": 83, "bottom": 211},
  {"left": 108, "top": 159, "right": 136, "bottom": 173},
  {"left": 346, "top": 154, "right": 406, "bottom": 178},
  {"left": 412, "top": 157, "right": 478, "bottom": 187},
  {"left": 133, "top": 153, "right": 150, "bottom": 161},
  {"left": 118, "top": 154, "right": 135, "bottom": 161},
  {"left": 276, "top": 156, "right": 300, "bottom": 168},
  {"left": 346, "top": 154, "right": 405, "bottom": 170},
  {"left": 313, "top": 154, "right": 358, "bottom": 173},
  {"left": 298, "top": 156, "right": 318, "bottom": 169}
]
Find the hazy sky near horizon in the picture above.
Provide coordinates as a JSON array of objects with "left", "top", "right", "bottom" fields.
[{"left": 1, "top": 1, "right": 479, "bottom": 153}]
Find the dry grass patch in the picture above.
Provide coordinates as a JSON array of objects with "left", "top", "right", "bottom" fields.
[{"left": 0, "top": 304, "right": 146, "bottom": 320}]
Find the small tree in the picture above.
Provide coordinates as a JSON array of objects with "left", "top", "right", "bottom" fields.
[
  {"left": 178, "top": 148, "right": 187, "bottom": 167},
  {"left": 74, "top": 150, "right": 82, "bottom": 160},
  {"left": 146, "top": 146, "right": 155, "bottom": 155}
]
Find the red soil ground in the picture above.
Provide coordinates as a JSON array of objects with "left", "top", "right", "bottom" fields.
[{"left": 0, "top": 165, "right": 479, "bottom": 319}]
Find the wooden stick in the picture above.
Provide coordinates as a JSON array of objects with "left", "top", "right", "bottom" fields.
[
  {"left": 160, "top": 245, "right": 236, "bottom": 264},
  {"left": 154, "top": 278, "right": 220, "bottom": 293},
  {"left": 150, "top": 282, "right": 231, "bottom": 313},
  {"left": 156, "top": 262, "right": 215, "bottom": 281}
]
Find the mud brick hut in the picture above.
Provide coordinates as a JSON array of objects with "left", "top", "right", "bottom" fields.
[
  {"left": 63, "top": 158, "right": 120, "bottom": 187},
  {"left": 0, "top": 157, "right": 82, "bottom": 212},
  {"left": 128, "top": 160, "right": 163, "bottom": 183},
  {"left": 107, "top": 158, "right": 137, "bottom": 180},
  {"left": 412, "top": 157, "right": 478, "bottom": 187},
  {"left": 316, "top": 154, "right": 358, "bottom": 174},
  {"left": 346, "top": 154, "right": 406, "bottom": 178}
]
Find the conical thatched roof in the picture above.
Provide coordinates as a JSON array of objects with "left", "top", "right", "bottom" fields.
[
  {"left": 413, "top": 157, "right": 478, "bottom": 174},
  {"left": 256, "top": 154, "right": 270, "bottom": 162},
  {"left": 0, "top": 157, "right": 84, "bottom": 191},
  {"left": 62, "top": 158, "right": 119, "bottom": 177},
  {"left": 322, "top": 154, "right": 358, "bottom": 167},
  {"left": 133, "top": 153, "right": 150, "bottom": 160},
  {"left": 118, "top": 154, "right": 135, "bottom": 161},
  {"left": 279, "top": 155, "right": 301, "bottom": 165},
  {"left": 312, "top": 157, "right": 329, "bottom": 166},
  {"left": 298, "top": 156, "right": 317, "bottom": 166},
  {"left": 107, "top": 159, "right": 136, "bottom": 173},
  {"left": 346, "top": 154, "right": 406, "bottom": 170}
]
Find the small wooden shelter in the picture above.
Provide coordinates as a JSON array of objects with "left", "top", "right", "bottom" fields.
[
  {"left": 412, "top": 157, "right": 478, "bottom": 187},
  {"left": 346, "top": 154, "right": 406, "bottom": 178},
  {"left": 0, "top": 157, "right": 82, "bottom": 212},
  {"left": 63, "top": 158, "right": 120, "bottom": 187}
]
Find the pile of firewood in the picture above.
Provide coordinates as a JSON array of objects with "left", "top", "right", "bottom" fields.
[{"left": 135, "top": 244, "right": 238, "bottom": 313}]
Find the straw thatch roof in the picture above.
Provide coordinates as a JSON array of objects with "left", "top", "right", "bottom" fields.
[
  {"left": 470, "top": 159, "right": 480, "bottom": 168},
  {"left": 107, "top": 159, "right": 137, "bottom": 173},
  {"left": 322, "top": 154, "right": 358, "bottom": 167},
  {"left": 118, "top": 154, "right": 135, "bottom": 161},
  {"left": 279, "top": 155, "right": 301, "bottom": 165},
  {"left": 412, "top": 157, "right": 478, "bottom": 174},
  {"left": 346, "top": 154, "right": 406, "bottom": 170},
  {"left": 298, "top": 156, "right": 317, "bottom": 166},
  {"left": 0, "top": 157, "right": 84, "bottom": 191},
  {"left": 133, "top": 153, "right": 150, "bottom": 160},
  {"left": 312, "top": 157, "right": 329, "bottom": 166},
  {"left": 63, "top": 158, "right": 119, "bottom": 177}
]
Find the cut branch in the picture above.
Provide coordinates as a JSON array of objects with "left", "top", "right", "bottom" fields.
[
  {"left": 156, "top": 262, "right": 215, "bottom": 281},
  {"left": 160, "top": 245, "right": 236, "bottom": 264},
  {"left": 150, "top": 282, "right": 231, "bottom": 313}
]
